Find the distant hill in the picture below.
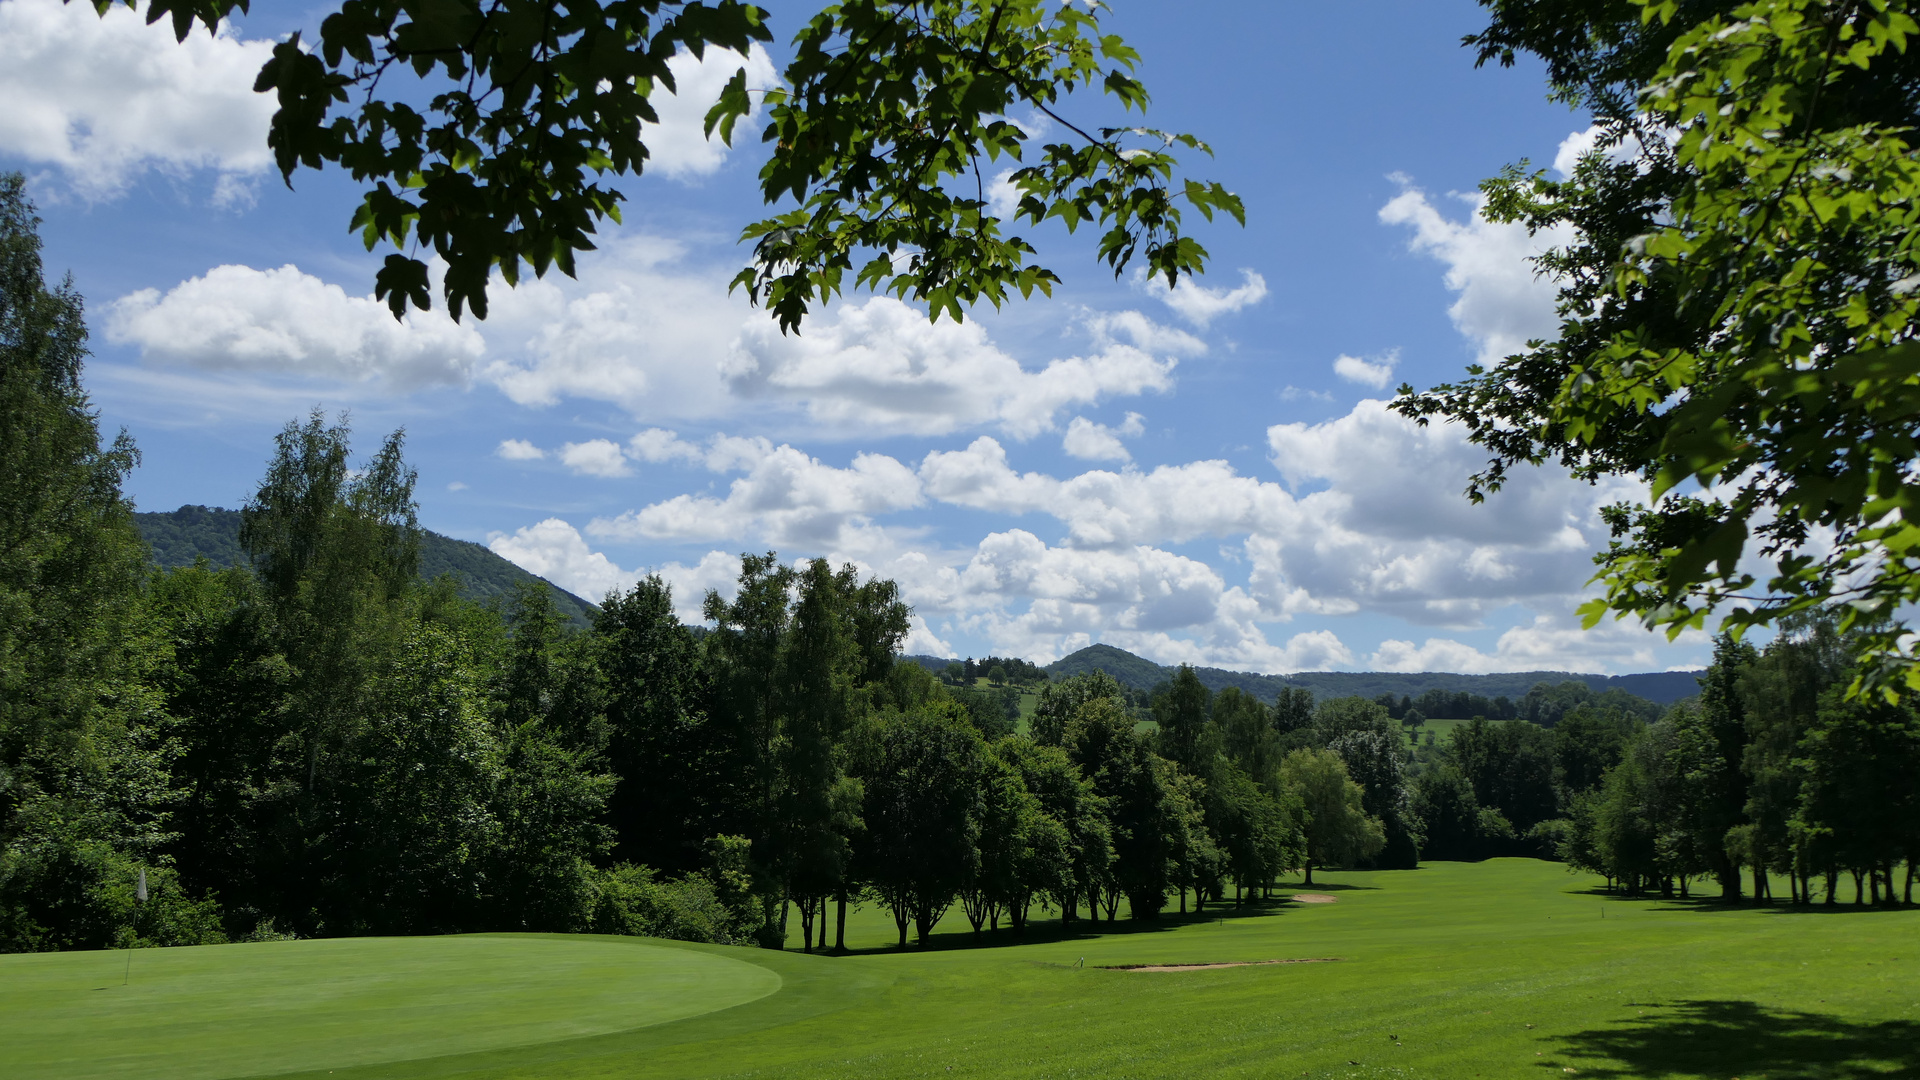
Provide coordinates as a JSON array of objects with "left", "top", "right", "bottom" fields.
[
  {"left": 135, "top": 506, "right": 599, "bottom": 627},
  {"left": 1035, "top": 644, "right": 1702, "bottom": 706}
]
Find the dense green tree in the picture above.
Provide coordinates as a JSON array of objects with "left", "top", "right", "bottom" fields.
[
  {"left": 1152, "top": 665, "right": 1214, "bottom": 773},
  {"left": 996, "top": 737, "right": 1107, "bottom": 928},
  {"left": 850, "top": 706, "right": 986, "bottom": 947},
  {"left": 1449, "top": 717, "right": 1560, "bottom": 833},
  {"left": 1279, "top": 748, "right": 1384, "bottom": 886},
  {"left": 1030, "top": 670, "right": 1125, "bottom": 747},
  {"left": 1553, "top": 705, "right": 1644, "bottom": 796},
  {"left": 1403, "top": 0, "right": 1920, "bottom": 694},
  {"left": 596, "top": 576, "right": 712, "bottom": 873},
  {"left": 1213, "top": 686, "right": 1284, "bottom": 791},
  {"left": 1064, "top": 697, "right": 1173, "bottom": 919},
  {"left": 0, "top": 173, "right": 219, "bottom": 950},
  {"left": 1415, "top": 766, "right": 1484, "bottom": 861}
]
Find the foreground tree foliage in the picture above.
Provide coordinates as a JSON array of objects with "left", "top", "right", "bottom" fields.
[
  {"left": 83, "top": 0, "right": 1241, "bottom": 328},
  {"left": 1400, "top": 0, "right": 1920, "bottom": 696}
]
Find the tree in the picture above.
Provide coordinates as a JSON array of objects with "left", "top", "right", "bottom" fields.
[
  {"left": 1399, "top": 0, "right": 1920, "bottom": 696},
  {"left": 996, "top": 737, "right": 1106, "bottom": 928},
  {"left": 1448, "top": 717, "right": 1560, "bottom": 834},
  {"left": 92, "top": 0, "right": 1239, "bottom": 329},
  {"left": 1152, "top": 664, "right": 1213, "bottom": 772},
  {"left": 850, "top": 706, "right": 985, "bottom": 947},
  {"left": 1064, "top": 697, "right": 1172, "bottom": 919},
  {"left": 1278, "top": 749, "right": 1384, "bottom": 886},
  {"left": 597, "top": 576, "right": 713, "bottom": 874},
  {"left": 1030, "top": 670, "right": 1125, "bottom": 747},
  {"left": 0, "top": 175, "right": 214, "bottom": 947}
]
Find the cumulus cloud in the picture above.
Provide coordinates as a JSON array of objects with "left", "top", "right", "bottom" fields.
[
  {"left": 0, "top": 0, "right": 275, "bottom": 201},
  {"left": 587, "top": 442, "right": 923, "bottom": 549},
  {"left": 488, "top": 519, "right": 638, "bottom": 603},
  {"left": 644, "top": 46, "right": 779, "bottom": 180},
  {"left": 559, "top": 439, "right": 632, "bottom": 478},
  {"left": 627, "top": 427, "right": 706, "bottom": 464},
  {"left": 497, "top": 439, "right": 545, "bottom": 461},
  {"left": 1378, "top": 177, "right": 1571, "bottom": 364},
  {"left": 479, "top": 236, "right": 740, "bottom": 418},
  {"left": 1333, "top": 350, "right": 1397, "bottom": 389},
  {"left": 488, "top": 520, "right": 741, "bottom": 622},
  {"left": 1370, "top": 611, "right": 1707, "bottom": 675},
  {"left": 1062, "top": 412, "right": 1144, "bottom": 462},
  {"left": 723, "top": 296, "right": 1184, "bottom": 438},
  {"left": 1143, "top": 268, "right": 1269, "bottom": 328},
  {"left": 107, "top": 264, "right": 486, "bottom": 388}
]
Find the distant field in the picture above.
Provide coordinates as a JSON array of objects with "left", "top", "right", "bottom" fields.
[{"left": 5, "top": 860, "right": 1914, "bottom": 1080}]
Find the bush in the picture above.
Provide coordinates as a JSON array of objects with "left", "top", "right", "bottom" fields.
[
  {"left": 0, "top": 838, "right": 226, "bottom": 952},
  {"left": 589, "top": 864, "right": 752, "bottom": 945}
]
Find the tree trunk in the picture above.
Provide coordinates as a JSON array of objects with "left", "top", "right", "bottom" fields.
[
  {"left": 1905, "top": 860, "right": 1914, "bottom": 905},
  {"left": 1853, "top": 869, "right": 1866, "bottom": 905},
  {"left": 835, "top": 888, "right": 848, "bottom": 954},
  {"left": 800, "top": 899, "right": 815, "bottom": 953},
  {"left": 894, "top": 906, "right": 909, "bottom": 949},
  {"left": 1303, "top": 859, "right": 1315, "bottom": 887},
  {"left": 1179, "top": 886, "right": 1186, "bottom": 914}
]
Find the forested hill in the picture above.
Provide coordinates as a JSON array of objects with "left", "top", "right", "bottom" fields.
[
  {"left": 912, "top": 642, "right": 1701, "bottom": 705},
  {"left": 136, "top": 506, "right": 599, "bottom": 626}
]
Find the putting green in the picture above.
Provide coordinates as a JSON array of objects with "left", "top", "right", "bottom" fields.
[{"left": 0, "top": 933, "right": 780, "bottom": 1080}]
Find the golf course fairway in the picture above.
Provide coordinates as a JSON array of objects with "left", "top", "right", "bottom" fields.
[{"left": 2, "top": 860, "right": 1916, "bottom": 1079}]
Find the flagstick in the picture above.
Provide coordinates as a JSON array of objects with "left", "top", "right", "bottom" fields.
[{"left": 125, "top": 866, "right": 147, "bottom": 987}]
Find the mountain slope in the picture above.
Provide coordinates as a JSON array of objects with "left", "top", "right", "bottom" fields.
[
  {"left": 1040, "top": 644, "right": 1703, "bottom": 706},
  {"left": 135, "top": 506, "right": 599, "bottom": 627}
]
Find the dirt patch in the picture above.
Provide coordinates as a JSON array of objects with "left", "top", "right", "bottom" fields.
[
  {"left": 1289, "top": 893, "right": 1339, "bottom": 903},
  {"left": 1102, "top": 958, "right": 1342, "bottom": 972}
]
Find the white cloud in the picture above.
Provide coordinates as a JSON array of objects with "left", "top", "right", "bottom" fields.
[
  {"left": 1143, "top": 268, "right": 1269, "bottom": 328},
  {"left": 479, "top": 236, "right": 740, "bottom": 418},
  {"left": 1333, "top": 350, "right": 1397, "bottom": 389},
  {"left": 1378, "top": 178, "right": 1570, "bottom": 364},
  {"left": 645, "top": 46, "right": 779, "bottom": 180},
  {"left": 107, "top": 264, "right": 486, "bottom": 388},
  {"left": 489, "top": 518, "right": 638, "bottom": 603},
  {"left": 1062, "top": 412, "right": 1144, "bottom": 462},
  {"left": 1371, "top": 611, "right": 1706, "bottom": 675},
  {"left": 919, "top": 437, "right": 1060, "bottom": 515},
  {"left": 588, "top": 442, "right": 923, "bottom": 549},
  {"left": 446, "top": 481, "right": 468, "bottom": 492},
  {"left": 488, "top": 520, "right": 741, "bottom": 622},
  {"left": 723, "top": 296, "right": 1183, "bottom": 438},
  {"left": 0, "top": 0, "right": 275, "bottom": 201},
  {"left": 497, "top": 439, "right": 545, "bottom": 461},
  {"left": 628, "top": 427, "right": 705, "bottom": 464},
  {"left": 559, "top": 439, "right": 632, "bottom": 478}
]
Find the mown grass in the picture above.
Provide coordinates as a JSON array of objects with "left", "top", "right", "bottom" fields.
[{"left": 4, "top": 860, "right": 1915, "bottom": 1080}]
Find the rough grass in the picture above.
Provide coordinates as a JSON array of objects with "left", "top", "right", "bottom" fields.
[{"left": 5, "top": 860, "right": 1915, "bottom": 1080}]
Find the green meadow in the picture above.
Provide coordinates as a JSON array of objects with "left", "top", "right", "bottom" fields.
[{"left": 6, "top": 860, "right": 1915, "bottom": 1080}]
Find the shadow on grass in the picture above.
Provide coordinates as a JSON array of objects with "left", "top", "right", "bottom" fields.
[
  {"left": 1550, "top": 999, "right": 1920, "bottom": 1078},
  {"left": 1565, "top": 885, "right": 1916, "bottom": 916},
  {"left": 830, "top": 897, "right": 1306, "bottom": 956}
]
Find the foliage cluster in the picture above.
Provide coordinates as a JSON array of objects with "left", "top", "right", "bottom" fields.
[{"left": 1561, "top": 621, "right": 1920, "bottom": 904}]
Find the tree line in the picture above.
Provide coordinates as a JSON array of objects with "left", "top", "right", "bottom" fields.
[
  {"left": 0, "top": 177, "right": 1413, "bottom": 951},
  {"left": 1561, "top": 626, "right": 1920, "bottom": 906}
]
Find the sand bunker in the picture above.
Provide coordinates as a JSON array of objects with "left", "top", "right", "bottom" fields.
[
  {"left": 1289, "top": 893, "right": 1339, "bottom": 903},
  {"left": 1102, "top": 958, "right": 1341, "bottom": 972}
]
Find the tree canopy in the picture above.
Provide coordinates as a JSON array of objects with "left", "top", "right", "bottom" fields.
[
  {"left": 85, "top": 0, "right": 1241, "bottom": 328},
  {"left": 1398, "top": 0, "right": 1920, "bottom": 697}
]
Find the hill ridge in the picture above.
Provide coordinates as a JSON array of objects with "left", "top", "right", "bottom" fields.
[
  {"left": 135, "top": 505, "right": 598, "bottom": 627},
  {"left": 906, "top": 642, "right": 1702, "bottom": 706}
]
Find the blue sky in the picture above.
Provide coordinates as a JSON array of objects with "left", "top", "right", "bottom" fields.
[{"left": 0, "top": 0, "right": 1713, "bottom": 674}]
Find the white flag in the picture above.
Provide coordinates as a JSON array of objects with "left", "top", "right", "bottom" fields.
[{"left": 136, "top": 867, "right": 147, "bottom": 903}]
